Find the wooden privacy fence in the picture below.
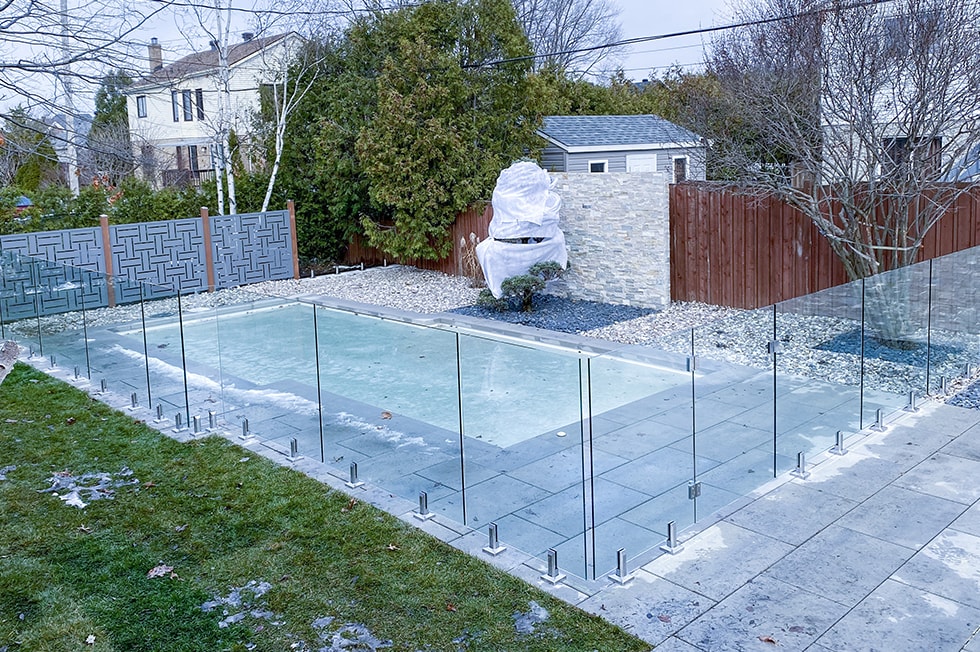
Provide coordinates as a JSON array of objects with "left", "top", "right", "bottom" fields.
[
  {"left": 670, "top": 183, "right": 980, "bottom": 309},
  {"left": 345, "top": 203, "right": 493, "bottom": 275}
]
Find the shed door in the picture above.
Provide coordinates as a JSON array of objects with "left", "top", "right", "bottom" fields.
[{"left": 626, "top": 154, "right": 658, "bottom": 173}]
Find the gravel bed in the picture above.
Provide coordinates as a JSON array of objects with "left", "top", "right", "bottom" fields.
[{"left": 9, "top": 264, "right": 978, "bottom": 409}]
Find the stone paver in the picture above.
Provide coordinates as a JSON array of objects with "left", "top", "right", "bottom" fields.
[
  {"left": 814, "top": 579, "right": 980, "bottom": 652},
  {"left": 892, "top": 529, "right": 980, "bottom": 610},
  {"left": 835, "top": 484, "right": 966, "bottom": 550},
  {"left": 674, "top": 575, "right": 846, "bottom": 651}
]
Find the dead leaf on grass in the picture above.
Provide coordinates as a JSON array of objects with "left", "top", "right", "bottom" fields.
[
  {"left": 341, "top": 498, "right": 358, "bottom": 513},
  {"left": 143, "top": 481, "right": 157, "bottom": 488},
  {"left": 66, "top": 417, "right": 76, "bottom": 425},
  {"left": 758, "top": 635, "right": 778, "bottom": 645},
  {"left": 78, "top": 524, "right": 92, "bottom": 534},
  {"left": 175, "top": 524, "right": 188, "bottom": 532},
  {"left": 446, "top": 603, "right": 458, "bottom": 612},
  {"left": 147, "top": 564, "right": 177, "bottom": 579},
  {"left": 85, "top": 634, "right": 96, "bottom": 645},
  {"left": 386, "top": 543, "right": 399, "bottom": 551}
]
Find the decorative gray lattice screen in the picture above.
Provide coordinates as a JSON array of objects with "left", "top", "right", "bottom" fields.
[
  {"left": 211, "top": 210, "right": 294, "bottom": 289},
  {"left": 110, "top": 218, "right": 208, "bottom": 303}
]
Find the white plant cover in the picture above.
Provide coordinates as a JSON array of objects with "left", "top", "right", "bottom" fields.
[{"left": 476, "top": 161, "right": 568, "bottom": 297}]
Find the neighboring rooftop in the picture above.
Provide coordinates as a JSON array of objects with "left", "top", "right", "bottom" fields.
[
  {"left": 538, "top": 114, "right": 702, "bottom": 150},
  {"left": 131, "top": 33, "right": 290, "bottom": 88}
]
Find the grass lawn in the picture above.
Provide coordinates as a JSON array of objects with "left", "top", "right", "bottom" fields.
[{"left": 0, "top": 363, "right": 649, "bottom": 652}]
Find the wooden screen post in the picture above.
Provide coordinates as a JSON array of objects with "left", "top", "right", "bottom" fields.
[
  {"left": 99, "top": 214, "right": 115, "bottom": 308},
  {"left": 200, "top": 207, "right": 215, "bottom": 292},
  {"left": 288, "top": 199, "right": 300, "bottom": 279}
]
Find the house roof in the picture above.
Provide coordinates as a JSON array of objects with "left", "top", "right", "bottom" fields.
[
  {"left": 537, "top": 115, "right": 702, "bottom": 153},
  {"left": 130, "top": 33, "right": 291, "bottom": 89}
]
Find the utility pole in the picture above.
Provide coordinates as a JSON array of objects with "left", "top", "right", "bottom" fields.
[{"left": 60, "top": 0, "right": 80, "bottom": 194}]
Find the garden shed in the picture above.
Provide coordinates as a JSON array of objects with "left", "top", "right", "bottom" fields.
[{"left": 537, "top": 114, "right": 706, "bottom": 182}]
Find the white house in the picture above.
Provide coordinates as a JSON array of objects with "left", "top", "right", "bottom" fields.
[{"left": 124, "top": 32, "right": 302, "bottom": 188}]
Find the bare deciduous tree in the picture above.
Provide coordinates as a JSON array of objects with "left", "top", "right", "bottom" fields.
[
  {"left": 709, "top": 0, "right": 980, "bottom": 284},
  {"left": 511, "top": 0, "right": 623, "bottom": 77}
]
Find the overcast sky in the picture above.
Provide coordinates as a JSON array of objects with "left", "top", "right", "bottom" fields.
[{"left": 610, "top": 0, "right": 733, "bottom": 81}]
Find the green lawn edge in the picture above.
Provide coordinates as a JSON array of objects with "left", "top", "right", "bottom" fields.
[{"left": 0, "top": 363, "right": 650, "bottom": 652}]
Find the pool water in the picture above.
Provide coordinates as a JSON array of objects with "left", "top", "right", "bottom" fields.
[{"left": 139, "top": 302, "right": 689, "bottom": 447}]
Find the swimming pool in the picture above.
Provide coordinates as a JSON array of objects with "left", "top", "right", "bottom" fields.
[{"left": 134, "top": 301, "right": 691, "bottom": 447}]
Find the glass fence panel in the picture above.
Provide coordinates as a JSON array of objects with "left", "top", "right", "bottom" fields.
[
  {"left": 0, "top": 252, "right": 43, "bottom": 353},
  {"left": 311, "top": 305, "right": 461, "bottom": 520},
  {"left": 863, "top": 261, "right": 932, "bottom": 419},
  {"left": 456, "top": 331, "right": 587, "bottom": 579},
  {"left": 929, "top": 249, "right": 980, "bottom": 397},
  {"left": 692, "top": 307, "right": 777, "bottom": 513},
  {"left": 775, "top": 279, "right": 865, "bottom": 472},
  {"left": 586, "top": 345, "right": 694, "bottom": 578}
]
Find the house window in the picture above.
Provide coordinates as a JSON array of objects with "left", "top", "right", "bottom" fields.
[
  {"left": 589, "top": 160, "right": 608, "bottom": 173},
  {"left": 182, "top": 90, "right": 193, "bottom": 121},
  {"left": 673, "top": 156, "right": 688, "bottom": 183},
  {"left": 195, "top": 89, "right": 205, "bottom": 120},
  {"left": 171, "top": 91, "right": 179, "bottom": 122},
  {"left": 188, "top": 145, "right": 199, "bottom": 172},
  {"left": 136, "top": 95, "right": 147, "bottom": 118},
  {"left": 883, "top": 136, "right": 941, "bottom": 178}
]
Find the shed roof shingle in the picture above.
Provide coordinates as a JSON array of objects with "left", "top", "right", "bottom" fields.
[{"left": 538, "top": 114, "right": 701, "bottom": 149}]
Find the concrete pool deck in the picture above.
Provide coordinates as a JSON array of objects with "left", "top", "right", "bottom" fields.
[
  {"left": 53, "top": 345, "right": 980, "bottom": 651},
  {"left": 17, "top": 299, "right": 980, "bottom": 651}
]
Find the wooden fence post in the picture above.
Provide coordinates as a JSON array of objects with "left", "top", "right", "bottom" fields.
[
  {"left": 99, "top": 214, "right": 115, "bottom": 308},
  {"left": 200, "top": 206, "right": 215, "bottom": 292},
  {"left": 288, "top": 199, "right": 300, "bottom": 279}
]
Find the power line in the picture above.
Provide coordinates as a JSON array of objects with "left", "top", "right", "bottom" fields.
[{"left": 462, "top": 0, "right": 897, "bottom": 69}]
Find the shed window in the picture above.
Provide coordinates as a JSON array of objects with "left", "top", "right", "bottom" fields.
[
  {"left": 589, "top": 160, "right": 608, "bottom": 173},
  {"left": 673, "top": 156, "right": 688, "bottom": 182}
]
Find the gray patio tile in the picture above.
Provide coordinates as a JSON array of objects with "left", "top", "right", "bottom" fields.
[
  {"left": 415, "top": 458, "right": 498, "bottom": 492},
  {"left": 802, "top": 452, "right": 907, "bottom": 502},
  {"left": 482, "top": 513, "right": 565, "bottom": 558},
  {"left": 450, "top": 530, "right": 534, "bottom": 573},
  {"left": 353, "top": 446, "right": 455, "bottom": 480},
  {"left": 374, "top": 473, "right": 460, "bottom": 512},
  {"left": 733, "top": 399, "right": 832, "bottom": 435},
  {"left": 506, "top": 562, "right": 590, "bottom": 605},
  {"left": 892, "top": 529, "right": 980, "bottom": 610},
  {"left": 592, "top": 418, "right": 691, "bottom": 458},
  {"left": 837, "top": 485, "right": 965, "bottom": 550},
  {"left": 642, "top": 521, "right": 793, "bottom": 602},
  {"left": 648, "top": 637, "right": 705, "bottom": 652},
  {"left": 577, "top": 570, "right": 715, "bottom": 645},
  {"left": 892, "top": 452, "right": 980, "bottom": 504},
  {"left": 608, "top": 446, "right": 717, "bottom": 496},
  {"left": 815, "top": 579, "right": 980, "bottom": 652},
  {"left": 764, "top": 524, "right": 913, "bottom": 607},
  {"left": 725, "top": 483, "right": 859, "bottom": 546},
  {"left": 551, "top": 516, "right": 663, "bottom": 579},
  {"left": 699, "top": 373, "right": 775, "bottom": 409},
  {"left": 507, "top": 446, "right": 629, "bottom": 494},
  {"left": 649, "top": 397, "right": 753, "bottom": 432},
  {"left": 515, "top": 477, "right": 651, "bottom": 538},
  {"left": 691, "top": 421, "right": 772, "bottom": 465},
  {"left": 696, "top": 447, "right": 782, "bottom": 498},
  {"left": 942, "top": 424, "right": 980, "bottom": 461},
  {"left": 675, "top": 575, "right": 845, "bottom": 652},
  {"left": 620, "top": 483, "right": 699, "bottom": 537},
  {"left": 951, "top": 502, "right": 980, "bottom": 537},
  {"left": 429, "top": 474, "right": 551, "bottom": 529}
]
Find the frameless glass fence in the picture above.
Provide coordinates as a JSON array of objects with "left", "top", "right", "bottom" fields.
[
  {"left": 692, "top": 307, "right": 778, "bottom": 513},
  {"left": 775, "top": 279, "right": 865, "bottom": 471},
  {"left": 586, "top": 344, "right": 694, "bottom": 579},
  {"left": 6, "top": 243, "right": 980, "bottom": 583}
]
